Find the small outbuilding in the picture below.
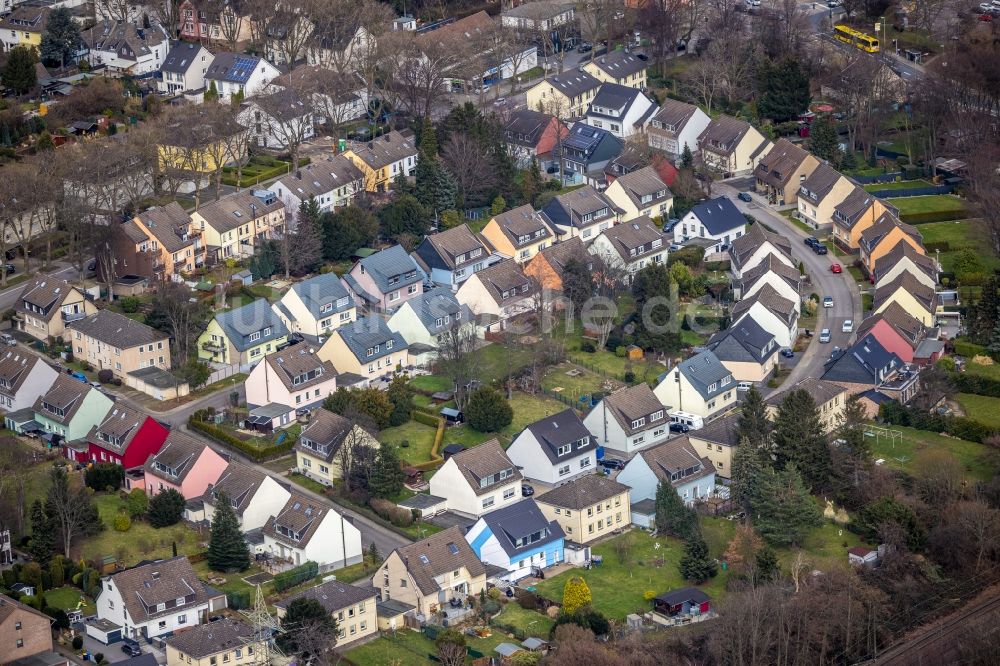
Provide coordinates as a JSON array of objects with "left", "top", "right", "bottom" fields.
[
  {"left": 848, "top": 546, "right": 879, "bottom": 567},
  {"left": 653, "top": 588, "right": 711, "bottom": 617},
  {"left": 440, "top": 407, "right": 464, "bottom": 424}
]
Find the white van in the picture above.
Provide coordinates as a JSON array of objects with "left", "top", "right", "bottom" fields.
[{"left": 670, "top": 411, "right": 705, "bottom": 431}]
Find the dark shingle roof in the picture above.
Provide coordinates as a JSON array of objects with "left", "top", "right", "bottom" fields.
[
  {"left": 416, "top": 224, "right": 492, "bottom": 271},
  {"left": 588, "top": 83, "right": 641, "bottom": 120},
  {"left": 294, "top": 409, "right": 360, "bottom": 463},
  {"left": 347, "top": 131, "right": 417, "bottom": 170},
  {"left": 798, "top": 162, "right": 844, "bottom": 204},
  {"left": 264, "top": 347, "right": 335, "bottom": 393},
  {"left": 821, "top": 334, "right": 902, "bottom": 385},
  {"left": 161, "top": 41, "right": 210, "bottom": 75},
  {"left": 731, "top": 284, "right": 798, "bottom": 327},
  {"left": 539, "top": 70, "right": 601, "bottom": 99},
  {"left": 16, "top": 277, "right": 79, "bottom": 323},
  {"left": 729, "top": 223, "right": 793, "bottom": 269},
  {"left": 109, "top": 557, "right": 209, "bottom": 625},
  {"left": 196, "top": 189, "right": 284, "bottom": 235},
  {"left": 707, "top": 318, "right": 778, "bottom": 365},
  {"left": 765, "top": 377, "right": 846, "bottom": 407},
  {"left": 165, "top": 619, "right": 253, "bottom": 659},
  {"left": 490, "top": 205, "right": 553, "bottom": 249},
  {"left": 520, "top": 408, "right": 596, "bottom": 464},
  {"left": 288, "top": 273, "right": 353, "bottom": 318},
  {"left": 601, "top": 383, "right": 667, "bottom": 436},
  {"left": 697, "top": 115, "right": 753, "bottom": 156},
  {"left": 68, "top": 310, "right": 167, "bottom": 350},
  {"left": 674, "top": 350, "right": 734, "bottom": 399},
  {"left": 859, "top": 213, "right": 922, "bottom": 254},
  {"left": 856, "top": 301, "right": 924, "bottom": 349},
  {"left": 476, "top": 498, "right": 564, "bottom": 558},
  {"left": 136, "top": 202, "right": 194, "bottom": 254},
  {"left": 262, "top": 492, "right": 330, "bottom": 548},
  {"left": 535, "top": 474, "right": 628, "bottom": 510},
  {"left": 144, "top": 431, "right": 212, "bottom": 484},
  {"left": 689, "top": 412, "right": 740, "bottom": 448},
  {"left": 688, "top": 197, "right": 746, "bottom": 236},
  {"left": 275, "top": 156, "right": 364, "bottom": 200},
  {"left": 532, "top": 236, "right": 588, "bottom": 275},
  {"left": 214, "top": 299, "right": 288, "bottom": 352},
  {"left": 34, "top": 374, "right": 104, "bottom": 426},
  {"left": 832, "top": 187, "right": 877, "bottom": 230},
  {"left": 205, "top": 463, "right": 268, "bottom": 515},
  {"left": 394, "top": 526, "right": 487, "bottom": 596},
  {"left": 87, "top": 405, "right": 149, "bottom": 455},
  {"left": 539, "top": 185, "right": 616, "bottom": 231},
  {"left": 404, "top": 287, "right": 465, "bottom": 335},
  {"left": 357, "top": 245, "right": 423, "bottom": 294},
  {"left": 586, "top": 50, "right": 647, "bottom": 79},
  {"left": 737, "top": 254, "right": 802, "bottom": 295},
  {"left": 274, "top": 579, "right": 375, "bottom": 612},
  {"left": 471, "top": 260, "right": 533, "bottom": 307},
  {"left": 596, "top": 217, "right": 666, "bottom": 262},
  {"left": 610, "top": 165, "right": 671, "bottom": 209},
  {"left": 205, "top": 52, "right": 269, "bottom": 84},
  {"left": 447, "top": 439, "right": 521, "bottom": 496},
  {"left": 0, "top": 351, "right": 47, "bottom": 399},
  {"left": 335, "top": 316, "right": 407, "bottom": 363},
  {"left": 649, "top": 98, "right": 698, "bottom": 136},
  {"left": 504, "top": 110, "right": 558, "bottom": 148},
  {"left": 636, "top": 436, "right": 714, "bottom": 488},
  {"left": 84, "top": 20, "right": 167, "bottom": 62},
  {"left": 872, "top": 242, "right": 937, "bottom": 284},
  {"left": 873, "top": 272, "right": 937, "bottom": 313},
  {"left": 754, "top": 138, "right": 813, "bottom": 189}
]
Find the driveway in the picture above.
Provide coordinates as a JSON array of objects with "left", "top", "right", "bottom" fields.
[{"left": 715, "top": 182, "right": 862, "bottom": 394}]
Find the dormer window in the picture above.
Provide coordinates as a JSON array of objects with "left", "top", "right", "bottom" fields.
[
  {"left": 708, "top": 382, "right": 717, "bottom": 392},
  {"left": 386, "top": 340, "right": 393, "bottom": 349},
  {"left": 320, "top": 303, "right": 333, "bottom": 313},
  {"left": 556, "top": 444, "right": 571, "bottom": 456},
  {"left": 721, "top": 376, "right": 732, "bottom": 386},
  {"left": 650, "top": 410, "right": 663, "bottom": 421},
  {"left": 631, "top": 418, "right": 645, "bottom": 429}
]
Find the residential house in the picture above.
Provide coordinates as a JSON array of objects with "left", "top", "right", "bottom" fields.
[
  {"left": 76, "top": 405, "right": 169, "bottom": 468},
  {"left": 178, "top": 0, "right": 253, "bottom": 44},
  {"left": 859, "top": 214, "right": 925, "bottom": 275},
  {"left": 686, "top": 413, "right": 739, "bottom": 479},
  {"left": 653, "top": 349, "right": 737, "bottom": 419},
  {"left": 872, "top": 272, "right": 938, "bottom": 327},
  {"left": 855, "top": 302, "right": 927, "bottom": 364},
  {"left": 0, "top": 593, "right": 53, "bottom": 659},
  {"left": 503, "top": 109, "right": 567, "bottom": 170},
  {"left": 288, "top": 66, "right": 369, "bottom": 126},
  {"left": 83, "top": 20, "right": 169, "bottom": 75},
  {"left": 271, "top": 156, "right": 365, "bottom": 216},
  {"left": 821, "top": 334, "right": 920, "bottom": 409},
  {"left": 142, "top": 431, "right": 228, "bottom": 499},
  {"left": 588, "top": 217, "right": 668, "bottom": 281},
  {"left": 697, "top": 115, "right": 772, "bottom": 176},
  {"left": 455, "top": 259, "right": 539, "bottom": 333},
  {"left": 583, "top": 383, "right": 670, "bottom": 456},
  {"left": 584, "top": 83, "right": 657, "bottom": 139},
  {"left": 67, "top": 310, "right": 172, "bottom": 379},
  {"left": 33, "top": 375, "right": 113, "bottom": 446},
  {"left": 0, "top": 351, "right": 58, "bottom": 413},
  {"left": 646, "top": 99, "right": 711, "bottom": 159},
  {"left": 261, "top": 493, "right": 363, "bottom": 569},
  {"left": 796, "top": 162, "right": 854, "bottom": 230},
  {"left": 343, "top": 245, "right": 424, "bottom": 313},
  {"left": 373, "top": 526, "right": 487, "bottom": 619},
  {"left": 481, "top": 205, "right": 555, "bottom": 264},
  {"left": 730, "top": 284, "right": 799, "bottom": 348},
  {"left": 705, "top": 318, "right": 780, "bottom": 383},
  {"left": 523, "top": 237, "right": 590, "bottom": 294},
  {"left": 193, "top": 462, "right": 291, "bottom": 531},
  {"left": 304, "top": 21, "right": 373, "bottom": 69},
  {"left": 674, "top": 196, "right": 746, "bottom": 255},
  {"left": 733, "top": 254, "right": 803, "bottom": 303},
  {"left": 157, "top": 121, "right": 249, "bottom": 182},
  {"left": 765, "top": 377, "right": 849, "bottom": 434},
  {"left": 501, "top": 1, "right": 576, "bottom": 32},
  {"left": 237, "top": 87, "right": 314, "bottom": 150},
  {"left": 203, "top": 52, "right": 280, "bottom": 103},
  {"left": 165, "top": 619, "right": 263, "bottom": 666},
  {"left": 272, "top": 273, "right": 356, "bottom": 342},
  {"left": 831, "top": 187, "right": 888, "bottom": 252},
  {"left": 190, "top": 189, "right": 285, "bottom": 262},
  {"left": 617, "top": 436, "right": 716, "bottom": 520},
  {"left": 274, "top": 581, "right": 377, "bottom": 646},
  {"left": 429, "top": 439, "right": 523, "bottom": 518},
  {"left": 386, "top": 287, "right": 476, "bottom": 366},
  {"left": 539, "top": 185, "right": 620, "bottom": 242},
  {"left": 872, "top": 242, "right": 938, "bottom": 290},
  {"left": 604, "top": 165, "right": 673, "bottom": 221},
  {"left": 342, "top": 131, "right": 418, "bottom": 193},
  {"left": 158, "top": 41, "right": 214, "bottom": 96},
  {"left": 412, "top": 224, "right": 499, "bottom": 289},
  {"left": 294, "top": 409, "right": 379, "bottom": 486},
  {"left": 535, "top": 475, "right": 630, "bottom": 546},
  {"left": 198, "top": 299, "right": 290, "bottom": 367},
  {"left": 317, "top": 316, "right": 411, "bottom": 384},
  {"left": 550, "top": 123, "right": 624, "bottom": 187},
  {"left": 245, "top": 347, "right": 338, "bottom": 411},
  {"left": 604, "top": 146, "right": 679, "bottom": 187},
  {"left": 0, "top": 6, "right": 50, "bottom": 53},
  {"left": 526, "top": 71, "right": 602, "bottom": 118},
  {"left": 120, "top": 203, "right": 201, "bottom": 281},
  {"left": 14, "top": 276, "right": 97, "bottom": 342},
  {"left": 507, "top": 409, "right": 599, "bottom": 485},
  {"left": 464, "top": 499, "right": 565, "bottom": 581},
  {"left": 90, "top": 556, "right": 225, "bottom": 643},
  {"left": 753, "top": 138, "right": 820, "bottom": 206},
  {"left": 727, "top": 221, "right": 794, "bottom": 280},
  {"left": 582, "top": 51, "right": 648, "bottom": 89}
]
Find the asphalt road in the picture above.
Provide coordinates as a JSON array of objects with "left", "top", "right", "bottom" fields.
[
  {"left": 0, "top": 264, "right": 78, "bottom": 311},
  {"left": 715, "top": 181, "right": 862, "bottom": 392}
]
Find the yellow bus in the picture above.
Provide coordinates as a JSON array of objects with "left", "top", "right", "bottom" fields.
[{"left": 833, "top": 24, "right": 880, "bottom": 53}]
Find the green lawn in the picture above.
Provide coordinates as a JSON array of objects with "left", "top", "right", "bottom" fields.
[
  {"left": 443, "top": 392, "right": 573, "bottom": 450},
  {"left": 534, "top": 530, "right": 729, "bottom": 620},
  {"left": 191, "top": 560, "right": 271, "bottom": 600},
  {"left": 288, "top": 471, "right": 329, "bottom": 494},
  {"left": 919, "top": 219, "right": 999, "bottom": 274},
  {"left": 866, "top": 423, "right": 998, "bottom": 482},
  {"left": 956, "top": 393, "right": 1000, "bottom": 429},
  {"left": 886, "top": 194, "right": 966, "bottom": 217},
  {"left": 863, "top": 179, "right": 932, "bottom": 192},
  {"left": 380, "top": 419, "right": 438, "bottom": 466},
  {"left": 965, "top": 360, "right": 1000, "bottom": 381},
  {"left": 410, "top": 375, "right": 452, "bottom": 393},
  {"left": 493, "top": 602, "right": 555, "bottom": 637},
  {"left": 83, "top": 494, "right": 203, "bottom": 565},
  {"left": 45, "top": 586, "right": 94, "bottom": 616},
  {"left": 347, "top": 630, "right": 436, "bottom": 666},
  {"left": 541, "top": 361, "right": 620, "bottom": 406}
]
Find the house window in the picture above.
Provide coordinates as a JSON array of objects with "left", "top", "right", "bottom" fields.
[
  {"left": 558, "top": 465, "right": 570, "bottom": 476},
  {"left": 580, "top": 457, "right": 591, "bottom": 468},
  {"left": 16, "top": 639, "right": 23, "bottom": 648},
  {"left": 482, "top": 496, "right": 495, "bottom": 509},
  {"left": 178, "top": 614, "right": 187, "bottom": 624},
  {"left": 631, "top": 418, "right": 645, "bottom": 429},
  {"left": 503, "top": 487, "right": 515, "bottom": 500},
  {"left": 556, "top": 444, "right": 570, "bottom": 456}
]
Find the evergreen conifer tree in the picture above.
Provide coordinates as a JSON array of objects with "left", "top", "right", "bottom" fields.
[
  {"left": 654, "top": 480, "right": 698, "bottom": 540},
  {"left": 680, "top": 144, "right": 693, "bottom": 168},
  {"left": 370, "top": 444, "right": 405, "bottom": 499},
  {"left": 678, "top": 535, "right": 717, "bottom": 583},
  {"left": 772, "top": 388, "right": 830, "bottom": 489},
  {"left": 29, "top": 500, "right": 54, "bottom": 565},
  {"left": 207, "top": 492, "right": 250, "bottom": 572}
]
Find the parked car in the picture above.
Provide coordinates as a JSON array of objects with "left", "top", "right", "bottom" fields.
[
  {"left": 819, "top": 328, "right": 831, "bottom": 343},
  {"left": 804, "top": 237, "right": 820, "bottom": 248},
  {"left": 738, "top": 191, "right": 752, "bottom": 202},
  {"left": 830, "top": 262, "right": 842, "bottom": 273},
  {"left": 89, "top": 381, "right": 101, "bottom": 388},
  {"left": 813, "top": 243, "right": 829, "bottom": 255},
  {"left": 599, "top": 458, "right": 626, "bottom": 471},
  {"left": 737, "top": 381, "right": 754, "bottom": 391},
  {"left": 70, "top": 371, "right": 87, "bottom": 383},
  {"left": 780, "top": 348, "right": 795, "bottom": 358},
  {"left": 121, "top": 639, "right": 142, "bottom": 657},
  {"left": 823, "top": 296, "right": 834, "bottom": 308},
  {"left": 669, "top": 243, "right": 682, "bottom": 252},
  {"left": 577, "top": 42, "right": 593, "bottom": 52},
  {"left": 0, "top": 333, "right": 15, "bottom": 347},
  {"left": 522, "top": 484, "right": 535, "bottom": 497},
  {"left": 3, "top": 263, "right": 15, "bottom": 275},
  {"left": 669, "top": 422, "right": 690, "bottom": 433},
  {"left": 842, "top": 319, "right": 854, "bottom": 333}
]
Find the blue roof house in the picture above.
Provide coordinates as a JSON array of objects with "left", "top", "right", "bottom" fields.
[
  {"left": 199, "top": 299, "right": 289, "bottom": 367},
  {"left": 464, "top": 498, "right": 565, "bottom": 581},
  {"left": 673, "top": 197, "right": 747, "bottom": 255},
  {"left": 273, "top": 273, "right": 356, "bottom": 342},
  {"left": 343, "top": 244, "right": 424, "bottom": 313},
  {"left": 317, "top": 316, "right": 411, "bottom": 386}
]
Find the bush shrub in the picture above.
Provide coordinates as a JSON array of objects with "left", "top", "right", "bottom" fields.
[
  {"left": 411, "top": 410, "right": 440, "bottom": 427},
  {"left": 954, "top": 339, "right": 986, "bottom": 359},
  {"left": 580, "top": 341, "right": 596, "bottom": 353},
  {"left": 228, "top": 590, "right": 251, "bottom": 609},
  {"left": 623, "top": 371, "right": 635, "bottom": 383},
  {"left": 97, "top": 369, "right": 113, "bottom": 383},
  {"left": 923, "top": 241, "right": 950, "bottom": 253},
  {"left": 272, "top": 561, "right": 319, "bottom": 593},
  {"left": 85, "top": 463, "right": 124, "bottom": 491},
  {"left": 119, "top": 296, "right": 140, "bottom": 313},
  {"left": 72, "top": 636, "right": 83, "bottom": 650},
  {"left": 899, "top": 209, "right": 966, "bottom": 225},
  {"left": 615, "top": 346, "right": 626, "bottom": 358},
  {"left": 188, "top": 417, "right": 293, "bottom": 461},
  {"left": 113, "top": 512, "right": 131, "bottom": 532}
]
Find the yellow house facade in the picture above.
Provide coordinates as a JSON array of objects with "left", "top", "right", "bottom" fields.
[
  {"left": 15, "top": 277, "right": 97, "bottom": 342},
  {"left": 190, "top": 190, "right": 285, "bottom": 262},
  {"left": 295, "top": 412, "right": 380, "bottom": 486},
  {"left": 686, "top": 413, "right": 739, "bottom": 479},
  {"left": 582, "top": 51, "right": 647, "bottom": 89},
  {"left": 535, "top": 475, "right": 631, "bottom": 545},
  {"left": 165, "top": 619, "right": 264, "bottom": 666},
  {"left": 765, "top": 377, "right": 849, "bottom": 435},
  {"left": 480, "top": 204, "right": 554, "bottom": 263},
  {"left": 831, "top": 188, "right": 888, "bottom": 251},
  {"left": 197, "top": 299, "right": 289, "bottom": 366},
  {"left": 341, "top": 130, "right": 418, "bottom": 193},
  {"left": 526, "top": 72, "right": 601, "bottom": 118},
  {"left": 0, "top": 6, "right": 48, "bottom": 53}
]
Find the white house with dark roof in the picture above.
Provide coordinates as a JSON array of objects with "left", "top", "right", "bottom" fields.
[
  {"left": 188, "top": 462, "right": 290, "bottom": 531},
  {"left": 260, "top": 492, "right": 363, "bottom": 570},
  {"left": 429, "top": 439, "right": 523, "bottom": 518},
  {"left": 550, "top": 123, "right": 624, "bottom": 187},
  {"left": 647, "top": 98, "right": 711, "bottom": 159},
  {"left": 507, "top": 408, "right": 598, "bottom": 485},
  {"left": 617, "top": 436, "right": 716, "bottom": 521},
  {"left": 387, "top": 287, "right": 477, "bottom": 366},
  {"left": 273, "top": 273, "right": 356, "bottom": 342},
  {"left": 271, "top": 155, "right": 365, "bottom": 215},
  {"left": 539, "top": 185, "right": 620, "bottom": 242},
  {"left": 730, "top": 283, "right": 800, "bottom": 349},
  {"left": 582, "top": 50, "right": 648, "bottom": 89},
  {"left": 464, "top": 498, "right": 565, "bottom": 581},
  {"left": 603, "top": 165, "right": 673, "bottom": 222},
  {"left": 204, "top": 52, "right": 280, "bottom": 102},
  {"left": 455, "top": 259, "right": 539, "bottom": 333},
  {"left": 83, "top": 20, "right": 169, "bottom": 75},
  {"left": 728, "top": 222, "right": 795, "bottom": 280},
  {"left": 343, "top": 245, "right": 423, "bottom": 313},
  {"left": 733, "top": 253, "right": 803, "bottom": 303},
  {"left": 316, "top": 316, "right": 411, "bottom": 385},
  {"left": 245, "top": 346, "right": 338, "bottom": 412},
  {"left": 412, "top": 223, "right": 500, "bottom": 289},
  {"left": 705, "top": 318, "right": 780, "bottom": 383},
  {"left": 274, "top": 579, "right": 377, "bottom": 646},
  {"left": 0, "top": 350, "right": 57, "bottom": 412},
  {"left": 237, "top": 87, "right": 314, "bottom": 150},
  {"left": 674, "top": 197, "right": 746, "bottom": 256},
  {"left": 584, "top": 83, "right": 657, "bottom": 139},
  {"left": 653, "top": 349, "right": 737, "bottom": 419},
  {"left": 158, "top": 41, "right": 214, "bottom": 95},
  {"left": 588, "top": 216, "right": 668, "bottom": 281},
  {"left": 583, "top": 383, "right": 670, "bottom": 456}
]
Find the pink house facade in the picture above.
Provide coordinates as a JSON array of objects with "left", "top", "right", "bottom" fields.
[
  {"left": 142, "top": 431, "right": 228, "bottom": 499},
  {"left": 342, "top": 245, "right": 424, "bottom": 313}
]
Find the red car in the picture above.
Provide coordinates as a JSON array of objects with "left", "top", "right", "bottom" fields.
[
  {"left": 979, "top": 13, "right": 993, "bottom": 22},
  {"left": 831, "top": 263, "right": 842, "bottom": 274}
]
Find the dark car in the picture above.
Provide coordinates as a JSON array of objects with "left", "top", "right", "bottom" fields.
[
  {"left": 780, "top": 348, "right": 795, "bottom": 358},
  {"left": 121, "top": 639, "right": 142, "bottom": 657},
  {"left": 737, "top": 192, "right": 752, "bottom": 202},
  {"left": 577, "top": 42, "right": 592, "bottom": 53},
  {"left": 669, "top": 423, "right": 690, "bottom": 433},
  {"left": 812, "top": 244, "right": 829, "bottom": 255},
  {"left": 804, "top": 236, "right": 820, "bottom": 248},
  {"left": 599, "top": 458, "right": 625, "bottom": 471},
  {"left": 2, "top": 263, "right": 14, "bottom": 275},
  {"left": 522, "top": 484, "right": 535, "bottom": 497}
]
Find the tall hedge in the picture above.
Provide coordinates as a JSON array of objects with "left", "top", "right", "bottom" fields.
[
  {"left": 879, "top": 401, "right": 997, "bottom": 443},
  {"left": 272, "top": 561, "right": 319, "bottom": 592},
  {"left": 188, "top": 417, "right": 293, "bottom": 461}
]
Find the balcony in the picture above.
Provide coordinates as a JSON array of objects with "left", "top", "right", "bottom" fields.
[{"left": 62, "top": 311, "right": 86, "bottom": 323}]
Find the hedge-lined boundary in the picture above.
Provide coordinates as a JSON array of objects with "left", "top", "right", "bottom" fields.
[
  {"left": 408, "top": 408, "right": 446, "bottom": 472},
  {"left": 188, "top": 417, "right": 294, "bottom": 461},
  {"left": 880, "top": 401, "right": 997, "bottom": 444},
  {"left": 273, "top": 561, "right": 319, "bottom": 592},
  {"left": 899, "top": 209, "right": 967, "bottom": 225}
]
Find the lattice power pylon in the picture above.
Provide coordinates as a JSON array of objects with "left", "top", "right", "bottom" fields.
[{"left": 241, "top": 583, "right": 284, "bottom": 665}]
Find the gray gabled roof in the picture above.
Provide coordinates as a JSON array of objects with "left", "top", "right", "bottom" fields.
[
  {"left": 405, "top": 287, "right": 466, "bottom": 336},
  {"left": 214, "top": 299, "right": 288, "bottom": 352},
  {"left": 520, "top": 408, "right": 596, "bottom": 465},
  {"left": 588, "top": 83, "right": 642, "bottom": 120},
  {"left": 205, "top": 52, "right": 270, "bottom": 84},
  {"left": 540, "top": 70, "right": 601, "bottom": 99},
  {"left": 477, "top": 498, "right": 564, "bottom": 559},
  {"left": 688, "top": 197, "right": 746, "bottom": 236},
  {"left": 586, "top": 50, "right": 647, "bottom": 79},
  {"left": 68, "top": 309, "right": 167, "bottom": 350},
  {"left": 335, "top": 316, "right": 407, "bottom": 363},
  {"left": 535, "top": 473, "right": 628, "bottom": 510},
  {"left": 161, "top": 40, "right": 211, "bottom": 75},
  {"left": 731, "top": 284, "right": 798, "bottom": 327},
  {"left": 674, "top": 350, "right": 733, "bottom": 399},
  {"left": 357, "top": 245, "right": 422, "bottom": 294},
  {"left": 289, "top": 274, "right": 352, "bottom": 318},
  {"left": 707, "top": 318, "right": 778, "bottom": 365},
  {"left": 821, "top": 334, "right": 902, "bottom": 385}
]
